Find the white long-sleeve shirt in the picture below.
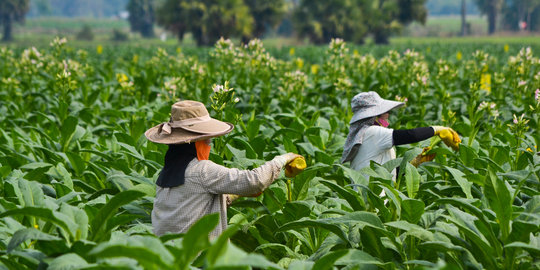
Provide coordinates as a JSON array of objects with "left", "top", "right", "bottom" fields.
[{"left": 350, "top": 125, "right": 397, "bottom": 179}]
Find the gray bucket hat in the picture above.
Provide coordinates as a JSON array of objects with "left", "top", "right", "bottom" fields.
[
  {"left": 341, "top": 92, "right": 404, "bottom": 163},
  {"left": 349, "top": 91, "right": 404, "bottom": 124}
]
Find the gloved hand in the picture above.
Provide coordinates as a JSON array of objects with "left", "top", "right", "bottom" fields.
[
  {"left": 410, "top": 147, "right": 436, "bottom": 167},
  {"left": 432, "top": 126, "right": 461, "bottom": 151},
  {"left": 285, "top": 155, "right": 307, "bottom": 178},
  {"left": 277, "top": 153, "right": 305, "bottom": 178}
]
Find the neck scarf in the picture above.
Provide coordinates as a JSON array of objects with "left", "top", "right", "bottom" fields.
[
  {"left": 375, "top": 117, "right": 389, "bottom": 127},
  {"left": 156, "top": 143, "right": 197, "bottom": 188},
  {"left": 195, "top": 140, "right": 211, "bottom": 160},
  {"left": 341, "top": 117, "right": 375, "bottom": 163}
]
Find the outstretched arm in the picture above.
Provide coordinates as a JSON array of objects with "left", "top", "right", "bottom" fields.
[{"left": 392, "top": 127, "right": 434, "bottom": 145}]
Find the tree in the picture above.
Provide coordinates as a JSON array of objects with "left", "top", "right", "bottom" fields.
[
  {"left": 0, "top": 0, "right": 30, "bottom": 41},
  {"left": 461, "top": 0, "right": 467, "bottom": 36},
  {"left": 502, "top": 0, "right": 540, "bottom": 32},
  {"left": 292, "top": 0, "right": 427, "bottom": 45},
  {"left": 292, "top": 0, "right": 370, "bottom": 44},
  {"left": 243, "top": 0, "right": 286, "bottom": 40},
  {"left": 156, "top": 0, "right": 253, "bottom": 46},
  {"left": 474, "top": 0, "right": 503, "bottom": 34},
  {"left": 369, "top": 0, "right": 427, "bottom": 44},
  {"left": 127, "top": 0, "right": 155, "bottom": 38}
]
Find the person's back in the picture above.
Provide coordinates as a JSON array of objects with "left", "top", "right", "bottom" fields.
[{"left": 350, "top": 125, "right": 395, "bottom": 172}]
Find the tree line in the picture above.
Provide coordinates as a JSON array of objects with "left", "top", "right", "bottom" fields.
[{"left": 1, "top": 0, "right": 539, "bottom": 43}]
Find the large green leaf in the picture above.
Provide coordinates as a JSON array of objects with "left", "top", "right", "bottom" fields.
[
  {"left": 47, "top": 253, "right": 91, "bottom": 270},
  {"left": 0, "top": 207, "right": 76, "bottom": 240},
  {"left": 319, "top": 179, "right": 365, "bottom": 211},
  {"left": 484, "top": 168, "right": 512, "bottom": 241},
  {"left": 89, "top": 235, "right": 174, "bottom": 270},
  {"left": 401, "top": 199, "right": 425, "bottom": 224},
  {"left": 211, "top": 241, "right": 282, "bottom": 269},
  {"left": 444, "top": 206, "right": 499, "bottom": 269},
  {"left": 60, "top": 116, "right": 78, "bottom": 151},
  {"left": 444, "top": 166, "right": 473, "bottom": 199},
  {"left": 89, "top": 190, "right": 145, "bottom": 242},
  {"left": 177, "top": 213, "right": 220, "bottom": 268},
  {"left": 7, "top": 228, "right": 61, "bottom": 252},
  {"left": 404, "top": 163, "right": 420, "bottom": 199},
  {"left": 334, "top": 249, "right": 383, "bottom": 266},
  {"left": 277, "top": 218, "right": 349, "bottom": 244},
  {"left": 312, "top": 249, "right": 348, "bottom": 270}
]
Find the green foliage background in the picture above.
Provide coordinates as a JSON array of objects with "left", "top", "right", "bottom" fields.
[{"left": 0, "top": 38, "right": 539, "bottom": 269}]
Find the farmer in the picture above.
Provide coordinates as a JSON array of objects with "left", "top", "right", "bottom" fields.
[
  {"left": 145, "top": 100, "right": 300, "bottom": 238},
  {"left": 341, "top": 91, "right": 460, "bottom": 178}
]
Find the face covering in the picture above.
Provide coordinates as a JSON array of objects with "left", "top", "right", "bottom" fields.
[
  {"left": 375, "top": 117, "right": 389, "bottom": 127},
  {"left": 156, "top": 143, "right": 196, "bottom": 188},
  {"left": 195, "top": 140, "right": 211, "bottom": 160}
]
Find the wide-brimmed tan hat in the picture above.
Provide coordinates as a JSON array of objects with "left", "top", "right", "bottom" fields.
[{"left": 145, "top": 100, "right": 234, "bottom": 144}]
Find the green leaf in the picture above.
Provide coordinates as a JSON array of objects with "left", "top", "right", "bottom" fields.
[
  {"left": 444, "top": 166, "right": 473, "bottom": 199},
  {"left": 444, "top": 206, "right": 499, "bottom": 268},
  {"left": 19, "top": 162, "right": 53, "bottom": 170},
  {"left": 418, "top": 241, "right": 465, "bottom": 252},
  {"left": 178, "top": 213, "right": 220, "bottom": 267},
  {"left": 459, "top": 144, "right": 479, "bottom": 167},
  {"left": 505, "top": 241, "right": 540, "bottom": 257},
  {"left": 484, "top": 167, "right": 512, "bottom": 241},
  {"left": 90, "top": 190, "right": 145, "bottom": 242},
  {"left": 207, "top": 225, "right": 241, "bottom": 266},
  {"left": 319, "top": 179, "right": 365, "bottom": 211},
  {"left": 61, "top": 116, "right": 78, "bottom": 151},
  {"left": 334, "top": 249, "right": 382, "bottom": 266},
  {"left": 336, "top": 164, "right": 368, "bottom": 186},
  {"left": 7, "top": 228, "right": 61, "bottom": 252},
  {"left": 212, "top": 241, "right": 282, "bottom": 269},
  {"left": 312, "top": 249, "right": 348, "bottom": 270},
  {"left": 404, "top": 163, "right": 420, "bottom": 199},
  {"left": 90, "top": 235, "right": 173, "bottom": 269},
  {"left": 12, "top": 177, "right": 45, "bottom": 209},
  {"left": 254, "top": 243, "right": 301, "bottom": 262},
  {"left": 385, "top": 220, "right": 434, "bottom": 241},
  {"left": 117, "top": 142, "right": 145, "bottom": 161},
  {"left": 400, "top": 199, "right": 425, "bottom": 224},
  {"left": 66, "top": 152, "right": 86, "bottom": 176},
  {"left": 0, "top": 207, "right": 75, "bottom": 239},
  {"left": 47, "top": 253, "right": 90, "bottom": 270},
  {"left": 278, "top": 218, "right": 349, "bottom": 244},
  {"left": 59, "top": 203, "right": 89, "bottom": 241}
]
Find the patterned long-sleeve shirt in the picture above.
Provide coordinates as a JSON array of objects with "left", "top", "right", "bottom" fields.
[{"left": 151, "top": 154, "right": 291, "bottom": 238}]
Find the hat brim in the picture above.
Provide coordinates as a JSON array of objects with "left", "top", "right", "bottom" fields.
[
  {"left": 350, "top": 100, "right": 404, "bottom": 124},
  {"left": 145, "top": 121, "right": 234, "bottom": 144}
]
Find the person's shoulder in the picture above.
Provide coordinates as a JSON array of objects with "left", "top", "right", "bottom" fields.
[
  {"left": 365, "top": 125, "right": 392, "bottom": 135},
  {"left": 189, "top": 159, "right": 229, "bottom": 172}
]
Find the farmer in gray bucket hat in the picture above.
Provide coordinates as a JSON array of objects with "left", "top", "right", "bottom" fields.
[
  {"left": 146, "top": 100, "right": 301, "bottom": 238},
  {"left": 342, "top": 91, "right": 461, "bottom": 182}
]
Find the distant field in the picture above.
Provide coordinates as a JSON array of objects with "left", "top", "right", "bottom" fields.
[
  {"left": 404, "top": 15, "right": 488, "bottom": 36},
  {"left": 6, "top": 16, "right": 540, "bottom": 49}
]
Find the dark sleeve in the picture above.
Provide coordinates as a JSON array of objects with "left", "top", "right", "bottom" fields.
[{"left": 392, "top": 127, "right": 435, "bottom": 146}]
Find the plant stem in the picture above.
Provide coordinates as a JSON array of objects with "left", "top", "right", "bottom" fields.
[{"left": 287, "top": 179, "right": 292, "bottom": 202}]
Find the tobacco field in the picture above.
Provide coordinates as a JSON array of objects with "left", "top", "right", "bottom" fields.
[{"left": 0, "top": 38, "right": 539, "bottom": 269}]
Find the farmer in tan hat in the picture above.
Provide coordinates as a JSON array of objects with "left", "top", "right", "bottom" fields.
[
  {"left": 342, "top": 91, "right": 461, "bottom": 179},
  {"left": 145, "top": 100, "right": 300, "bottom": 238}
]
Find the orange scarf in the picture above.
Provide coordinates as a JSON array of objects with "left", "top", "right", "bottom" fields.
[{"left": 195, "top": 140, "right": 211, "bottom": 160}]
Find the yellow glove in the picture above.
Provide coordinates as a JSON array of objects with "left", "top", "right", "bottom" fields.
[
  {"left": 410, "top": 147, "right": 436, "bottom": 167},
  {"left": 432, "top": 126, "right": 461, "bottom": 151},
  {"left": 285, "top": 155, "right": 307, "bottom": 178}
]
